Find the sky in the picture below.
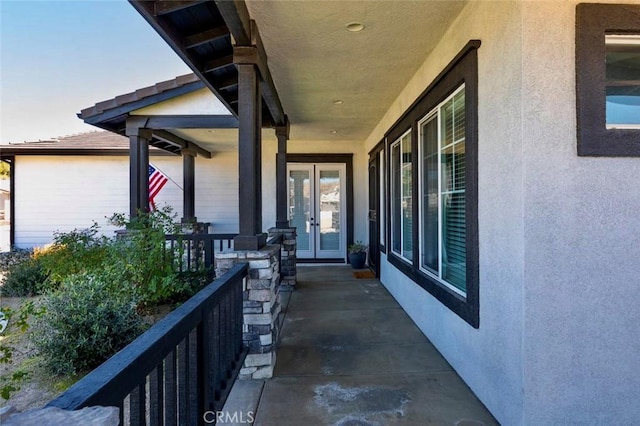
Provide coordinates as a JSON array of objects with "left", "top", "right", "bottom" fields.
[{"left": 0, "top": 0, "right": 191, "bottom": 144}]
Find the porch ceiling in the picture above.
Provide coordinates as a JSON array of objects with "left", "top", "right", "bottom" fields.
[
  {"left": 126, "top": 1, "right": 466, "bottom": 145},
  {"left": 245, "top": 0, "right": 467, "bottom": 142}
]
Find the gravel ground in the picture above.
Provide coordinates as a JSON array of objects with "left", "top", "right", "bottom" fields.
[{"left": 0, "top": 296, "right": 57, "bottom": 412}]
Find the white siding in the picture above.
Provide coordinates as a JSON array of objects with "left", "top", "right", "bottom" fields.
[
  {"left": 14, "top": 156, "right": 131, "bottom": 248},
  {"left": 13, "top": 152, "right": 240, "bottom": 247}
]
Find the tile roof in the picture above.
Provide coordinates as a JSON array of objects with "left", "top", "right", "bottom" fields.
[
  {"left": 79, "top": 73, "right": 202, "bottom": 120},
  {"left": 0, "top": 131, "right": 169, "bottom": 156}
]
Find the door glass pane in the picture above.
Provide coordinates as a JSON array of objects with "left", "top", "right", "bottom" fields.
[
  {"left": 289, "top": 170, "right": 310, "bottom": 251},
  {"left": 605, "top": 35, "right": 640, "bottom": 127},
  {"left": 318, "top": 170, "right": 340, "bottom": 251}
]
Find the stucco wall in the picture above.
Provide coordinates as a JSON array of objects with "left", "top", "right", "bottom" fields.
[
  {"left": 369, "top": 0, "right": 640, "bottom": 424},
  {"left": 368, "top": 1, "right": 525, "bottom": 424},
  {"left": 132, "top": 88, "right": 231, "bottom": 116},
  {"left": 521, "top": 1, "right": 640, "bottom": 423}
]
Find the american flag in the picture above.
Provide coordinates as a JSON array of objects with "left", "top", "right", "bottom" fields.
[{"left": 148, "top": 164, "right": 169, "bottom": 210}]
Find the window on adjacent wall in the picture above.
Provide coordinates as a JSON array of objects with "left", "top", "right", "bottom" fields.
[
  {"left": 379, "top": 149, "right": 386, "bottom": 248},
  {"left": 605, "top": 35, "right": 640, "bottom": 129},
  {"left": 385, "top": 40, "right": 479, "bottom": 328},
  {"left": 419, "top": 85, "right": 467, "bottom": 295},
  {"left": 576, "top": 3, "right": 640, "bottom": 156},
  {"left": 391, "top": 130, "right": 413, "bottom": 262}
]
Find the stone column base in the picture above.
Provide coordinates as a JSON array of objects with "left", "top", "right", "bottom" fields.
[
  {"left": 215, "top": 244, "right": 281, "bottom": 379},
  {"left": 268, "top": 226, "right": 297, "bottom": 289}
]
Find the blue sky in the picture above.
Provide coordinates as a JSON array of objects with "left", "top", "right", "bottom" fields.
[{"left": 0, "top": 0, "right": 191, "bottom": 143}]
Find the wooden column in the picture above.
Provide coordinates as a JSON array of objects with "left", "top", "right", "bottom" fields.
[
  {"left": 234, "top": 57, "right": 266, "bottom": 250},
  {"left": 182, "top": 149, "right": 196, "bottom": 222},
  {"left": 126, "top": 122, "right": 152, "bottom": 218},
  {"left": 275, "top": 120, "right": 290, "bottom": 228}
]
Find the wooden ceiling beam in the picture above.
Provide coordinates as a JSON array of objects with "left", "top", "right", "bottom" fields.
[
  {"left": 152, "top": 129, "right": 213, "bottom": 158},
  {"left": 215, "top": 1, "right": 286, "bottom": 126},
  {"left": 129, "top": 0, "right": 239, "bottom": 117},
  {"left": 140, "top": 114, "right": 239, "bottom": 129},
  {"left": 155, "top": 0, "right": 206, "bottom": 16},
  {"left": 214, "top": 0, "right": 252, "bottom": 45},
  {"left": 203, "top": 55, "right": 234, "bottom": 74},
  {"left": 152, "top": 129, "right": 187, "bottom": 149},
  {"left": 184, "top": 26, "right": 229, "bottom": 50}
]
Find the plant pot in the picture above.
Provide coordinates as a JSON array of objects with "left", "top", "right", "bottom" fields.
[{"left": 348, "top": 252, "right": 366, "bottom": 269}]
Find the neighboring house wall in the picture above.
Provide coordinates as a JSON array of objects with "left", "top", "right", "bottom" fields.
[
  {"left": 13, "top": 152, "right": 240, "bottom": 247},
  {"left": 15, "top": 156, "right": 131, "bottom": 247},
  {"left": 365, "top": 1, "right": 639, "bottom": 424}
]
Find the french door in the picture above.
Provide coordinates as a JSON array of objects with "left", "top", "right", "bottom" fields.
[{"left": 288, "top": 163, "right": 346, "bottom": 260}]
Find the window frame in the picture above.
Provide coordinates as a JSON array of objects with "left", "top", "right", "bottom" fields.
[
  {"left": 390, "top": 129, "right": 413, "bottom": 264},
  {"left": 385, "top": 40, "right": 480, "bottom": 328},
  {"left": 576, "top": 3, "right": 640, "bottom": 156},
  {"left": 418, "top": 84, "right": 467, "bottom": 297}
]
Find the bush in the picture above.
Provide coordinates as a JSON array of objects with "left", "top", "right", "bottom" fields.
[
  {"left": 35, "top": 223, "right": 109, "bottom": 286},
  {"left": 107, "top": 208, "right": 184, "bottom": 306},
  {"left": 0, "top": 248, "right": 32, "bottom": 273},
  {"left": 34, "top": 208, "right": 190, "bottom": 307},
  {"left": 32, "top": 273, "right": 145, "bottom": 375},
  {"left": 0, "top": 259, "right": 47, "bottom": 297}
]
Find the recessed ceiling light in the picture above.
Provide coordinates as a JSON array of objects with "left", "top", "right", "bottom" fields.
[
  {"left": 330, "top": 130, "right": 338, "bottom": 134},
  {"left": 346, "top": 22, "right": 364, "bottom": 32},
  {"left": 333, "top": 100, "right": 344, "bottom": 105}
]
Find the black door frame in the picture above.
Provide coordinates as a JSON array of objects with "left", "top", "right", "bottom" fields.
[
  {"left": 368, "top": 140, "right": 385, "bottom": 277},
  {"left": 287, "top": 154, "right": 353, "bottom": 263}
]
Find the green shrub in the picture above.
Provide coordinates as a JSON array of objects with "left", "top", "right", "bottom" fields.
[
  {"left": 107, "top": 208, "right": 184, "bottom": 306},
  {"left": 0, "top": 259, "right": 47, "bottom": 297},
  {"left": 32, "top": 273, "right": 145, "bottom": 375},
  {"left": 34, "top": 208, "right": 191, "bottom": 307},
  {"left": 35, "top": 223, "right": 109, "bottom": 286}
]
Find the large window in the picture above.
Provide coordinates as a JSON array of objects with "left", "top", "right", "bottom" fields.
[
  {"left": 576, "top": 3, "right": 640, "bottom": 156},
  {"left": 419, "top": 86, "right": 466, "bottom": 295},
  {"left": 386, "top": 40, "right": 479, "bottom": 328},
  {"left": 391, "top": 131, "right": 413, "bottom": 262}
]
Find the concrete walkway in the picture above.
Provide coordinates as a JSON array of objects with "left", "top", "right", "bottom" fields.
[{"left": 223, "top": 265, "right": 497, "bottom": 425}]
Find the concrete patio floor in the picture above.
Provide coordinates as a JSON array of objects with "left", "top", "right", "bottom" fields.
[{"left": 223, "top": 265, "right": 497, "bottom": 425}]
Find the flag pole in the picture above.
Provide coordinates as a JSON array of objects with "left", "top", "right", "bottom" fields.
[{"left": 151, "top": 164, "right": 184, "bottom": 191}]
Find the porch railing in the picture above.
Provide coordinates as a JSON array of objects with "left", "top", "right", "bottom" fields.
[
  {"left": 166, "top": 233, "right": 238, "bottom": 272},
  {"left": 47, "top": 263, "right": 248, "bottom": 425}
]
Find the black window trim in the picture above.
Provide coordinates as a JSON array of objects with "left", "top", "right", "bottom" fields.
[
  {"left": 576, "top": 3, "right": 640, "bottom": 156},
  {"left": 385, "top": 40, "right": 480, "bottom": 328}
]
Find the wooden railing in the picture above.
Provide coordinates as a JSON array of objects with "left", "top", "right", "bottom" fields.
[
  {"left": 47, "top": 264, "right": 248, "bottom": 425},
  {"left": 166, "top": 233, "right": 238, "bottom": 272}
]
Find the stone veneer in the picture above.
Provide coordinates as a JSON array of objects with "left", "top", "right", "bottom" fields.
[
  {"left": 268, "top": 227, "right": 297, "bottom": 289},
  {"left": 215, "top": 244, "right": 282, "bottom": 379}
]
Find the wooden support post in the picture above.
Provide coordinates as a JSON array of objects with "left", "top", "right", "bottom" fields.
[
  {"left": 126, "top": 122, "right": 152, "bottom": 218},
  {"left": 275, "top": 120, "right": 290, "bottom": 228},
  {"left": 182, "top": 150, "right": 196, "bottom": 222},
  {"left": 234, "top": 60, "right": 266, "bottom": 250}
]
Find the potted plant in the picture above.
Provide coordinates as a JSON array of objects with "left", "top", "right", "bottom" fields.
[{"left": 348, "top": 241, "right": 368, "bottom": 269}]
